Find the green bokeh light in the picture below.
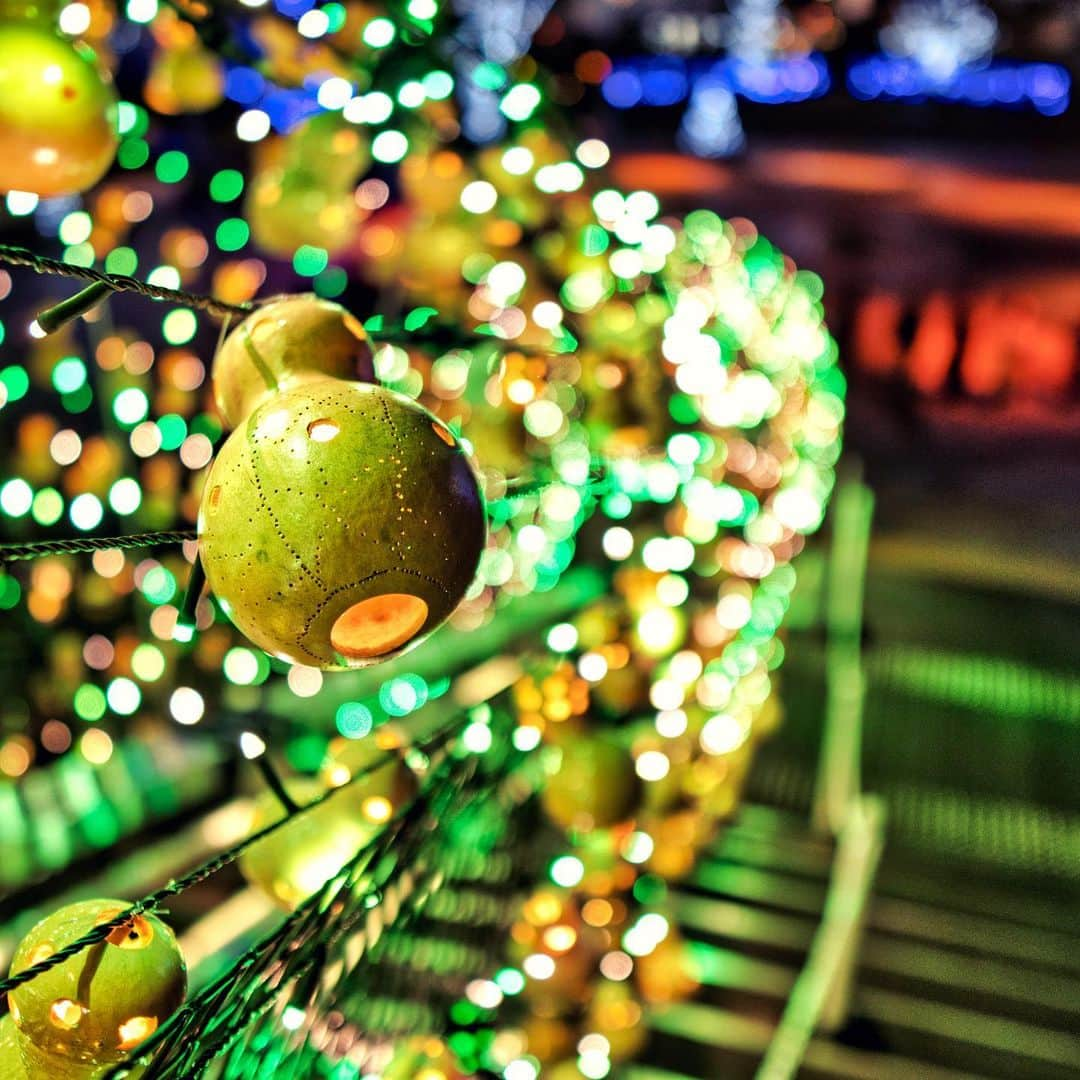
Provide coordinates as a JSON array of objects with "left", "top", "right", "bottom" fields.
[
  {"left": 0, "top": 574, "right": 20, "bottom": 610},
  {"left": 118, "top": 139, "right": 150, "bottom": 170},
  {"left": 216, "top": 218, "right": 249, "bottom": 252},
  {"left": 58, "top": 211, "right": 92, "bottom": 246},
  {"left": 422, "top": 70, "right": 454, "bottom": 100},
  {"left": 61, "top": 385, "right": 94, "bottom": 414},
  {"left": 335, "top": 701, "right": 374, "bottom": 739},
  {"left": 31, "top": 487, "right": 63, "bottom": 525},
  {"left": 500, "top": 83, "right": 542, "bottom": 122},
  {"left": 132, "top": 643, "right": 166, "bottom": 682},
  {"left": 209, "top": 169, "right": 244, "bottom": 202},
  {"left": 0, "top": 366, "right": 30, "bottom": 403},
  {"left": 113, "top": 387, "right": 149, "bottom": 426},
  {"left": 293, "top": 246, "right": 329, "bottom": 277},
  {"left": 155, "top": 150, "right": 189, "bottom": 184},
  {"left": 104, "top": 247, "right": 138, "bottom": 275},
  {"left": 74, "top": 684, "right": 107, "bottom": 722},
  {"left": 371, "top": 130, "right": 408, "bottom": 163},
  {"left": 157, "top": 414, "right": 187, "bottom": 450},
  {"left": 313, "top": 266, "right": 347, "bottom": 298},
  {"left": 70, "top": 493, "right": 103, "bottom": 531},
  {"left": 62, "top": 243, "right": 95, "bottom": 268},
  {"left": 362, "top": 16, "right": 395, "bottom": 47},
  {"left": 0, "top": 478, "right": 32, "bottom": 517},
  {"left": 141, "top": 565, "right": 177, "bottom": 605},
  {"left": 52, "top": 357, "right": 87, "bottom": 395},
  {"left": 163, "top": 309, "right": 198, "bottom": 345}
]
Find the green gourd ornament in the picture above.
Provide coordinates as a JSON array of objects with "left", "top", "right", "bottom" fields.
[
  {"left": 239, "top": 745, "right": 416, "bottom": 909},
  {"left": 4, "top": 900, "right": 185, "bottom": 1078},
  {"left": 212, "top": 295, "right": 376, "bottom": 429},
  {"left": 247, "top": 180, "right": 361, "bottom": 260},
  {"left": 0, "top": 17, "right": 117, "bottom": 197},
  {"left": 246, "top": 112, "right": 369, "bottom": 257},
  {"left": 200, "top": 316, "right": 486, "bottom": 667},
  {"left": 320, "top": 734, "right": 418, "bottom": 817},
  {"left": 540, "top": 736, "right": 640, "bottom": 831},
  {"left": 0, "top": 1014, "right": 22, "bottom": 1075},
  {"left": 239, "top": 779, "right": 376, "bottom": 910}
]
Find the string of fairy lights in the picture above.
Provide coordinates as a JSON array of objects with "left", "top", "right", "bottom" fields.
[{"left": 0, "top": 1, "right": 843, "bottom": 1078}]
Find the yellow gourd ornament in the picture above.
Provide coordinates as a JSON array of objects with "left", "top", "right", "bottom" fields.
[
  {"left": 1, "top": 900, "right": 185, "bottom": 1078},
  {"left": 239, "top": 742, "right": 416, "bottom": 909},
  {"left": 585, "top": 980, "right": 647, "bottom": 1062},
  {"left": 211, "top": 295, "right": 376, "bottom": 428},
  {"left": 144, "top": 44, "right": 225, "bottom": 115},
  {"left": 540, "top": 736, "right": 640, "bottom": 832},
  {"left": 0, "top": 7, "right": 117, "bottom": 197},
  {"left": 238, "top": 780, "right": 370, "bottom": 910},
  {"left": 246, "top": 112, "right": 369, "bottom": 257},
  {"left": 0, "top": 1014, "right": 21, "bottom": 1074},
  {"left": 200, "top": 297, "right": 487, "bottom": 668},
  {"left": 248, "top": 180, "right": 360, "bottom": 258}
]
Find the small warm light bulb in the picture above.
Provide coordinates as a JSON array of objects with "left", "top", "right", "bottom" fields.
[
  {"left": 239, "top": 731, "right": 267, "bottom": 759},
  {"left": 327, "top": 765, "right": 351, "bottom": 788},
  {"left": 361, "top": 795, "right": 393, "bottom": 823},
  {"left": 542, "top": 925, "right": 577, "bottom": 952}
]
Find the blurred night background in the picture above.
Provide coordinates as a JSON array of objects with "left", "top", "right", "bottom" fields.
[{"left": 563, "top": 4, "right": 1080, "bottom": 1075}]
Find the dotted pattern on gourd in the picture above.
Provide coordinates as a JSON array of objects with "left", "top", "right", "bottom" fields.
[{"left": 200, "top": 379, "right": 484, "bottom": 668}]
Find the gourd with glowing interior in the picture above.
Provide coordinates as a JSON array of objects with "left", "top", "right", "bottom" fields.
[
  {"left": 199, "top": 376, "right": 486, "bottom": 669},
  {"left": 0, "top": 18, "right": 117, "bottom": 197},
  {"left": 211, "top": 295, "right": 375, "bottom": 429},
  {"left": 1, "top": 899, "right": 185, "bottom": 1078},
  {"left": 239, "top": 742, "right": 416, "bottom": 909}
]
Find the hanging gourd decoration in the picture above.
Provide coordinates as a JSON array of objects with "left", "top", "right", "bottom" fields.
[
  {"left": 144, "top": 43, "right": 226, "bottom": 116},
  {"left": 2, "top": 900, "right": 185, "bottom": 1078},
  {"left": 585, "top": 980, "right": 648, "bottom": 1062},
  {"left": 239, "top": 778, "right": 375, "bottom": 910},
  {"left": 211, "top": 295, "right": 376, "bottom": 429},
  {"left": 0, "top": 18, "right": 117, "bottom": 197},
  {"left": 320, "top": 735, "right": 418, "bottom": 819},
  {"left": 200, "top": 312, "right": 487, "bottom": 667},
  {"left": 540, "top": 736, "right": 640, "bottom": 832},
  {"left": 240, "top": 742, "right": 417, "bottom": 909},
  {"left": 0, "top": 1014, "right": 21, "bottom": 1075},
  {"left": 246, "top": 112, "right": 369, "bottom": 257}
]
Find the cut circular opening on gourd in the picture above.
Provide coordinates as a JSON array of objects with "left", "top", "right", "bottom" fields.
[
  {"left": 307, "top": 418, "right": 340, "bottom": 442},
  {"left": 27, "top": 943, "right": 53, "bottom": 966},
  {"left": 117, "top": 1015, "right": 157, "bottom": 1050},
  {"left": 330, "top": 593, "right": 428, "bottom": 659},
  {"left": 432, "top": 422, "right": 456, "bottom": 447},
  {"left": 50, "top": 999, "right": 84, "bottom": 1030},
  {"left": 104, "top": 914, "right": 154, "bottom": 949}
]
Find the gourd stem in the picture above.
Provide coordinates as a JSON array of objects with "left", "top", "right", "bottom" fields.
[{"left": 177, "top": 553, "right": 206, "bottom": 634}]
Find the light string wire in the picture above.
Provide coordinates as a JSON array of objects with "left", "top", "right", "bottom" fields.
[
  {"left": 0, "top": 244, "right": 255, "bottom": 320},
  {"left": 0, "top": 531, "right": 198, "bottom": 563},
  {"left": 107, "top": 739, "right": 505, "bottom": 1079},
  {"left": 0, "top": 711, "right": 465, "bottom": 1003}
]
